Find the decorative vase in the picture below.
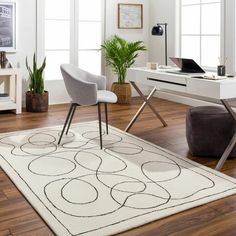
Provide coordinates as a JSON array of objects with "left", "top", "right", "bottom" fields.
[
  {"left": 26, "top": 91, "right": 49, "bottom": 112},
  {"left": 111, "top": 82, "right": 131, "bottom": 104}
]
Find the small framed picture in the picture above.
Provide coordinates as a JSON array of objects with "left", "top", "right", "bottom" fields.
[
  {"left": 0, "top": 2, "right": 16, "bottom": 52},
  {"left": 118, "top": 3, "right": 143, "bottom": 29}
]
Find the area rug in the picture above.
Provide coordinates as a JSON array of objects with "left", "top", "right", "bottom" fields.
[{"left": 0, "top": 121, "right": 236, "bottom": 236}]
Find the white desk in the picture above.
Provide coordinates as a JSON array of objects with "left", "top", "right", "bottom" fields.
[{"left": 126, "top": 67, "right": 236, "bottom": 170}]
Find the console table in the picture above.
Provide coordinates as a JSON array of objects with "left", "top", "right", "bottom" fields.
[
  {"left": 0, "top": 67, "right": 22, "bottom": 114},
  {"left": 126, "top": 67, "right": 236, "bottom": 170}
]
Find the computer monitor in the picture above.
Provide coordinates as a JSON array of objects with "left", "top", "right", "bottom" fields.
[{"left": 169, "top": 57, "right": 205, "bottom": 74}]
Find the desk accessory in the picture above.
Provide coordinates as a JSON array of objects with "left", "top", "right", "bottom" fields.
[
  {"left": 0, "top": 51, "right": 6, "bottom": 62},
  {"left": 0, "top": 51, "right": 8, "bottom": 68},
  {"left": 191, "top": 74, "right": 227, "bottom": 80},
  {"left": 217, "top": 65, "right": 226, "bottom": 76},
  {"left": 146, "top": 62, "right": 158, "bottom": 70},
  {"left": 169, "top": 57, "right": 205, "bottom": 74},
  {"left": 151, "top": 23, "right": 168, "bottom": 66}
]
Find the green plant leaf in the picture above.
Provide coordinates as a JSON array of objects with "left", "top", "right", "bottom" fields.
[
  {"left": 101, "top": 35, "right": 146, "bottom": 84},
  {"left": 25, "top": 54, "right": 46, "bottom": 94}
]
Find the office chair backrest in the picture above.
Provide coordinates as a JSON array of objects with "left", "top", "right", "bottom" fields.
[{"left": 60, "top": 64, "right": 98, "bottom": 105}]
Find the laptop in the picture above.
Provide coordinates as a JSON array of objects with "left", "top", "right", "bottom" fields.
[{"left": 169, "top": 57, "right": 205, "bottom": 74}]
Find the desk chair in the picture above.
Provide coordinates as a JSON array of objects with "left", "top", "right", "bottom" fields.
[{"left": 58, "top": 64, "right": 117, "bottom": 148}]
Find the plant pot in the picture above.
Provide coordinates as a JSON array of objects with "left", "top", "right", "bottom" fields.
[
  {"left": 111, "top": 82, "right": 131, "bottom": 104},
  {"left": 26, "top": 91, "right": 49, "bottom": 112}
]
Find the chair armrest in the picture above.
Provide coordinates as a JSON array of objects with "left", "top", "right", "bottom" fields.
[{"left": 87, "top": 74, "right": 106, "bottom": 90}]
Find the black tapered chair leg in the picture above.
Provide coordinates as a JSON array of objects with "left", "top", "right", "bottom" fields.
[
  {"left": 97, "top": 103, "right": 103, "bottom": 149},
  {"left": 66, "top": 104, "right": 77, "bottom": 135},
  {"left": 105, "top": 103, "right": 108, "bottom": 134},
  {"left": 58, "top": 103, "right": 75, "bottom": 145}
]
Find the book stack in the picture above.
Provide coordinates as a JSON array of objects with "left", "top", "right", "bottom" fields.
[{"left": 0, "top": 93, "right": 10, "bottom": 101}]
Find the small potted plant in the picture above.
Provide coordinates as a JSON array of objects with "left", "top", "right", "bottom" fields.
[
  {"left": 101, "top": 35, "right": 146, "bottom": 104},
  {"left": 25, "top": 53, "right": 48, "bottom": 112}
]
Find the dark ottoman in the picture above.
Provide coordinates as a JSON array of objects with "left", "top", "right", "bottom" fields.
[{"left": 186, "top": 106, "right": 236, "bottom": 157}]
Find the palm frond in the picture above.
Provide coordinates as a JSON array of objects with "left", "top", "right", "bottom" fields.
[{"left": 101, "top": 35, "right": 147, "bottom": 83}]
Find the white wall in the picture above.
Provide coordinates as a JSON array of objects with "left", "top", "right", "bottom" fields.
[
  {"left": 46, "top": 0, "right": 150, "bottom": 104},
  {"left": 148, "top": 0, "right": 236, "bottom": 73},
  {"left": 149, "top": 0, "right": 178, "bottom": 66},
  {"left": 224, "top": 0, "right": 236, "bottom": 74},
  {"left": 105, "top": 0, "right": 149, "bottom": 90},
  {"left": 6, "top": 0, "right": 37, "bottom": 104},
  {"left": 6, "top": 0, "right": 149, "bottom": 106},
  {"left": 148, "top": 0, "right": 236, "bottom": 107},
  {"left": 7, "top": 0, "right": 236, "bottom": 106}
]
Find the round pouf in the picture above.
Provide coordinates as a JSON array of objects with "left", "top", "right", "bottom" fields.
[{"left": 186, "top": 106, "right": 236, "bottom": 157}]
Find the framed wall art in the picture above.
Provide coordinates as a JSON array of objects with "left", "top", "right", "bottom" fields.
[
  {"left": 0, "top": 2, "right": 16, "bottom": 52},
  {"left": 118, "top": 3, "right": 143, "bottom": 29}
]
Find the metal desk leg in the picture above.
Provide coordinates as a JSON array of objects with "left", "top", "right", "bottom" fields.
[
  {"left": 215, "top": 99, "right": 236, "bottom": 170},
  {"left": 125, "top": 81, "right": 167, "bottom": 132}
]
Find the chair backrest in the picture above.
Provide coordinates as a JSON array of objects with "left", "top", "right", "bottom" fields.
[{"left": 61, "top": 64, "right": 99, "bottom": 105}]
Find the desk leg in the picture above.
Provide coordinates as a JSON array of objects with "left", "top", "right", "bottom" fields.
[
  {"left": 215, "top": 99, "right": 236, "bottom": 170},
  {"left": 125, "top": 82, "right": 167, "bottom": 132}
]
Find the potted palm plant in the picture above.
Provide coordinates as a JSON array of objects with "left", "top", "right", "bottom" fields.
[
  {"left": 101, "top": 35, "right": 146, "bottom": 103},
  {"left": 25, "top": 53, "right": 48, "bottom": 112}
]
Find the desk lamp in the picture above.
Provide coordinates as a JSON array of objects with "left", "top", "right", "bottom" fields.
[{"left": 151, "top": 23, "right": 168, "bottom": 66}]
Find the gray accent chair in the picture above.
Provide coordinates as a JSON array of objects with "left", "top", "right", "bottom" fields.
[
  {"left": 58, "top": 64, "right": 117, "bottom": 148},
  {"left": 186, "top": 106, "right": 236, "bottom": 157}
]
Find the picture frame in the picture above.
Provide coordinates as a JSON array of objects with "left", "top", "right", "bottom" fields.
[
  {"left": 0, "top": 2, "right": 16, "bottom": 52},
  {"left": 118, "top": 3, "right": 143, "bottom": 29}
]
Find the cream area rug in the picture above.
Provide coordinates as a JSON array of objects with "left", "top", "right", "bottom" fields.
[{"left": 0, "top": 121, "right": 236, "bottom": 236}]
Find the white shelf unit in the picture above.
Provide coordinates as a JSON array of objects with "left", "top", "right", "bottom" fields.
[{"left": 0, "top": 68, "right": 22, "bottom": 114}]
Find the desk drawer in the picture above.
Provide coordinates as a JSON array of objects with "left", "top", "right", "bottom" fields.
[
  {"left": 127, "top": 68, "right": 187, "bottom": 92},
  {"left": 147, "top": 77, "right": 186, "bottom": 92}
]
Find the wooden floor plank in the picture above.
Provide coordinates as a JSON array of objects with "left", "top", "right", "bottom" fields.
[
  {"left": 0, "top": 97, "right": 235, "bottom": 235},
  {"left": 0, "top": 229, "right": 12, "bottom": 236},
  {"left": 13, "top": 227, "right": 54, "bottom": 236}
]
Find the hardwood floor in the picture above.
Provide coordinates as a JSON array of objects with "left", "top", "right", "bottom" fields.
[{"left": 0, "top": 97, "right": 235, "bottom": 236}]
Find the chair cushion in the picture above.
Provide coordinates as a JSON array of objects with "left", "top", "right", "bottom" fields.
[
  {"left": 97, "top": 90, "right": 117, "bottom": 103},
  {"left": 186, "top": 106, "right": 236, "bottom": 157}
]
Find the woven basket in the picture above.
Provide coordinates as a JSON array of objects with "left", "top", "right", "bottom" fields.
[{"left": 111, "top": 82, "right": 131, "bottom": 104}]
